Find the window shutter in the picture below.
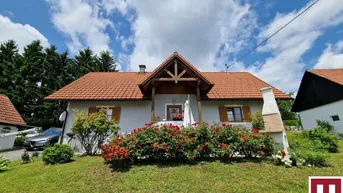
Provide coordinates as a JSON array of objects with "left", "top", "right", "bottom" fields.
[
  {"left": 111, "top": 107, "right": 121, "bottom": 122},
  {"left": 242, "top": 106, "right": 251, "bottom": 122},
  {"left": 219, "top": 107, "right": 228, "bottom": 122},
  {"left": 88, "top": 107, "right": 97, "bottom": 115}
]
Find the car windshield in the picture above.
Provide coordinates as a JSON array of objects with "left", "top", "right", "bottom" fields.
[{"left": 41, "top": 129, "right": 61, "bottom": 135}]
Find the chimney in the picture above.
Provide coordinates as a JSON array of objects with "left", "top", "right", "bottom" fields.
[{"left": 139, "top": 65, "right": 146, "bottom": 75}]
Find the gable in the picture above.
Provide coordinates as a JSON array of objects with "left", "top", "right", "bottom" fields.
[
  {"left": 139, "top": 52, "right": 214, "bottom": 96},
  {"left": 292, "top": 71, "right": 343, "bottom": 112}
]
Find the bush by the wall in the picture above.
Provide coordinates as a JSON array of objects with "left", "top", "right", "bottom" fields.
[
  {"left": 251, "top": 110, "right": 264, "bottom": 130},
  {"left": 0, "top": 156, "right": 10, "bottom": 172},
  {"left": 101, "top": 123, "right": 275, "bottom": 168},
  {"left": 287, "top": 126, "right": 338, "bottom": 167},
  {"left": 71, "top": 108, "right": 120, "bottom": 155},
  {"left": 316, "top": 120, "right": 334, "bottom": 132},
  {"left": 14, "top": 136, "right": 27, "bottom": 146},
  {"left": 283, "top": 120, "right": 299, "bottom": 127},
  {"left": 42, "top": 144, "right": 74, "bottom": 165},
  {"left": 301, "top": 127, "right": 339, "bottom": 153}
]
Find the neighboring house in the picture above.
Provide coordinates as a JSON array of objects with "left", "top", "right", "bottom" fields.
[
  {"left": 45, "top": 52, "right": 290, "bottom": 144},
  {"left": 292, "top": 69, "right": 343, "bottom": 133},
  {"left": 0, "top": 94, "right": 26, "bottom": 150}
]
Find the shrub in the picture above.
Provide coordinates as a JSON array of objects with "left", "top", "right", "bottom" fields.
[
  {"left": 101, "top": 122, "right": 275, "bottom": 168},
  {"left": 14, "top": 136, "right": 27, "bottom": 146},
  {"left": 0, "top": 156, "right": 10, "bottom": 172},
  {"left": 316, "top": 120, "right": 334, "bottom": 132},
  {"left": 338, "top": 133, "right": 343, "bottom": 140},
  {"left": 287, "top": 128, "right": 336, "bottom": 167},
  {"left": 293, "top": 150, "right": 330, "bottom": 167},
  {"left": 42, "top": 144, "right": 74, "bottom": 165},
  {"left": 251, "top": 110, "right": 264, "bottom": 130},
  {"left": 71, "top": 108, "right": 120, "bottom": 155},
  {"left": 283, "top": 120, "right": 298, "bottom": 126},
  {"left": 301, "top": 127, "right": 339, "bottom": 153}
]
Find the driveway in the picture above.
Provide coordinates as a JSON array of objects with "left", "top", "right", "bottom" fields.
[{"left": 0, "top": 149, "right": 42, "bottom": 161}]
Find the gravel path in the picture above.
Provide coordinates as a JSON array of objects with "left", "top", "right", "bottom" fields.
[{"left": 0, "top": 149, "right": 42, "bottom": 161}]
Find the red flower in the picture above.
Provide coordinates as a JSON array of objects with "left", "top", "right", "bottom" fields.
[
  {"left": 222, "top": 123, "right": 227, "bottom": 127},
  {"left": 162, "top": 145, "right": 167, "bottom": 150},
  {"left": 188, "top": 136, "right": 193, "bottom": 141},
  {"left": 281, "top": 151, "right": 286, "bottom": 158},
  {"left": 220, "top": 143, "right": 224, "bottom": 147},
  {"left": 252, "top": 128, "right": 259, "bottom": 134},
  {"left": 172, "top": 152, "right": 176, "bottom": 157}
]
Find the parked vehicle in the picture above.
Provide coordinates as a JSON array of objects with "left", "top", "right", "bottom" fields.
[{"left": 23, "top": 128, "right": 62, "bottom": 150}]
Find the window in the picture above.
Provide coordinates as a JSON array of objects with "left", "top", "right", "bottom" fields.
[
  {"left": 88, "top": 107, "right": 121, "bottom": 122},
  {"left": 331, "top": 115, "right": 340, "bottom": 121},
  {"left": 106, "top": 109, "right": 113, "bottom": 121},
  {"left": 227, "top": 107, "right": 243, "bottom": 122},
  {"left": 166, "top": 105, "right": 183, "bottom": 121}
]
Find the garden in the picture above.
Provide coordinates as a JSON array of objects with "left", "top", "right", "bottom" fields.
[{"left": 0, "top": 109, "right": 342, "bottom": 193}]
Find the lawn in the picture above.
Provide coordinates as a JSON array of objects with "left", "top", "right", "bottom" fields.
[{"left": 1, "top": 141, "right": 342, "bottom": 193}]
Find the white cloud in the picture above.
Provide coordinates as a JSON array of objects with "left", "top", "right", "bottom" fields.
[
  {"left": 314, "top": 40, "right": 343, "bottom": 69},
  {"left": 46, "top": 0, "right": 113, "bottom": 54},
  {"left": 231, "top": 0, "right": 343, "bottom": 92},
  {"left": 0, "top": 15, "right": 49, "bottom": 51},
  {"left": 109, "top": 0, "right": 257, "bottom": 71}
]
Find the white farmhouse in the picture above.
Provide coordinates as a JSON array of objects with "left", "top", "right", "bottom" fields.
[
  {"left": 0, "top": 94, "right": 26, "bottom": 150},
  {"left": 45, "top": 52, "right": 290, "bottom": 144},
  {"left": 292, "top": 69, "right": 343, "bottom": 133}
]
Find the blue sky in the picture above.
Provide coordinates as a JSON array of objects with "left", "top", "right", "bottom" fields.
[{"left": 0, "top": 0, "right": 343, "bottom": 93}]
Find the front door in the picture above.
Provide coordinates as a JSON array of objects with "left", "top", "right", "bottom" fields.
[{"left": 166, "top": 105, "right": 182, "bottom": 121}]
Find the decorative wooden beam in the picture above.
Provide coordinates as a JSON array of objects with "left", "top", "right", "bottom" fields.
[
  {"left": 164, "top": 69, "right": 175, "bottom": 78},
  {"left": 177, "top": 69, "right": 187, "bottom": 78},
  {"left": 196, "top": 82, "right": 203, "bottom": 123},
  {"left": 156, "top": 77, "right": 197, "bottom": 81},
  {"left": 174, "top": 60, "right": 178, "bottom": 83},
  {"left": 151, "top": 84, "right": 155, "bottom": 121}
]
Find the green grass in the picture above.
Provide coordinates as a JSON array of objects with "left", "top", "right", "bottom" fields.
[{"left": 1, "top": 141, "right": 343, "bottom": 193}]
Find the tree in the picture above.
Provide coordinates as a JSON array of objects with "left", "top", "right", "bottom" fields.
[
  {"left": 277, "top": 93, "right": 298, "bottom": 120},
  {"left": 0, "top": 40, "right": 119, "bottom": 129},
  {"left": 71, "top": 108, "right": 119, "bottom": 155}
]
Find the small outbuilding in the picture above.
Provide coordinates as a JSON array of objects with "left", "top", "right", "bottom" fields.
[{"left": 292, "top": 69, "right": 343, "bottom": 133}]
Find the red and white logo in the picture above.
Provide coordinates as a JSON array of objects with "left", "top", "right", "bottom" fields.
[{"left": 309, "top": 177, "right": 343, "bottom": 193}]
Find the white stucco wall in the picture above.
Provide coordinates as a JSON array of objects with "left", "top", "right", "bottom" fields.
[
  {"left": 62, "top": 97, "right": 264, "bottom": 145},
  {"left": 0, "top": 125, "right": 18, "bottom": 150},
  {"left": 298, "top": 99, "right": 343, "bottom": 133},
  {"left": 202, "top": 100, "right": 263, "bottom": 128}
]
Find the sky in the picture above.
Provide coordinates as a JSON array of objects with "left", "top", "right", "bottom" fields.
[{"left": 0, "top": 0, "right": 343, "bottom": 93}]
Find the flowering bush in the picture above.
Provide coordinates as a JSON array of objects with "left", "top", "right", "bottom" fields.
[
  {"left": 172, "top": 113, "right": 183, "bottom": 120},
  {"left": 272, "top": 150, "right": 292, "bottom": 167},
  {"left": 71, "top": 108, "right": 120, "bottom": 155},
  {"left": 101, "top": 122, "right": 275, "bottom": 168}
]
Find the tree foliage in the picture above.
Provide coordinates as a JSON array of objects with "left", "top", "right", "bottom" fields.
[
  {"left": 277, "top": 92, "right": 298, "bottom": 121},
  {"left": 0, "top": 40, "right": 119, "bottom": 129},
  {"left": 71, "top": 108, "right": 120, "bottom": 155}
]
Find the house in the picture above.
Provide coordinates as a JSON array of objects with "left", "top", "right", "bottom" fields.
[
  {"left": 292, "top": 69, "right": 343, "bottom": 133},
  {"left": 0, "top": 94, "right": 26, "bottom": 150},
  {"left": 45, "top": 52, "right": 290, "bottom": 144}
]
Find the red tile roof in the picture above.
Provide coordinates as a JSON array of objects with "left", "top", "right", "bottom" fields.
[
  {"left": 0, "top": 94, "right": 26, "bottom": 126},
  {"left": 45, "top": 71, "right": 290, "bottom": 100},
  {"left": 308, "top": 68, "right": 343, "bottom": 86}
]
